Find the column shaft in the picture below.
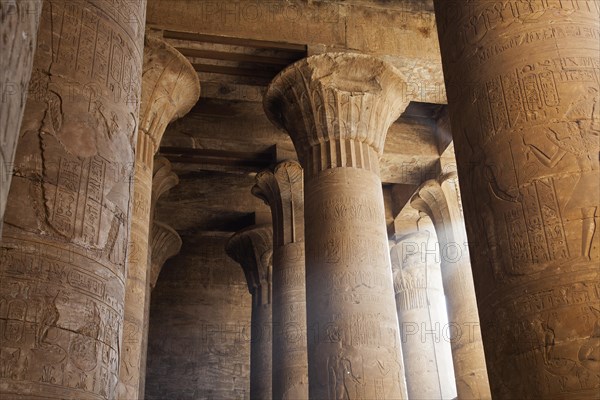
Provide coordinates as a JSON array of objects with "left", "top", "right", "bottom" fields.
[
  {"left": 253, "top": 161, "right": 308, "bottom": 399},
  {"left": 226, "top": 225, "right": 273, "bottom": 400},
  {"left": 305, "top": 165, "right": 405, "bottom": 399},
  {"left": 391, "top": 230, "right": 453, "bottom": 399},
  {"left": 412, "top": 177, "right": 491, "bottom": 399},
  {"left": 272, "top": 242, "right": 308, "bottom": 398},
  {"left": 0, "top": 0, "right": 146, "bottom": 398},
  {"left": 434, "top": 1, "right": 600, "bottom": 397},
  {"left": 0, "top": 0, "right": 42, "bottom": 234},
  {"left": 118, "top": 154, "right": 152, "bottom": 399},
  {"left": 251, "top": 299, "right": 273, "bottom": 400},
  {"left": 117, "top": 37, "right": 198, "bottom": 399},
  {"left": 264, "top": 53, "right": 410, "bottom": 400}
]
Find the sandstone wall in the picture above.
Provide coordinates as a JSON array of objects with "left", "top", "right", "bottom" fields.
[{"left": 145, "top": 233, "right": 251, "bottom": 400}]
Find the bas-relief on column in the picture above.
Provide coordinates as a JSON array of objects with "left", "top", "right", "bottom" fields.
[
  {"left": 0, "top": 0, "right": 146, "bottom": 398},
  {"left": 0, "top": 0, "right": 42, "bottom": 236},
  {"left": 434, "top": 1, "right": 600, "bottom": 398},
  {"left": 252, "top": 161, "right": 309, "bottom": 399},
  {"left": 264, "top": 53, "right": 410, "bottom": 400},
  {"left": 411, "top": 173, "right": 491, "bottom": 399},
  {"left": 226, "top": 225, "right": 274, "bottom": 400},
  {"left": 118, "top": 36, "right": 199, "bottom": 399}
]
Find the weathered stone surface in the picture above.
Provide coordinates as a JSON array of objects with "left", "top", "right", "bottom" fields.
[
  {"left": 118, "top": 36, "right": 199, "bottom": 399},
  {"left": 411, "top": 173, "right": 491, "bottom": 399},
  {"left": 435, "top": 1, "right": 600, "bottom": 397},
  {"left": 145, "top": 233, "right": 251, "bottom": 400},
  {"left": 0, "top": 0, "right": 41, "bottom": 236},
  {"left": 226, "top": 225, "right": 273, "bottom": 400},
  {"left": 390, "top": 226, "right": 456, "bottom": 400},
  {"left": 252, "top": 161, "right": 308, "bottom": 399},
  {"left": 146, "top": 0, "right": 446, "bottom": 104},
  {"left": 0, "top": 0, "right": 146, "bottom": 398},
  {"left": 265, "top": 53, "right": 410, "bottom": 400}
]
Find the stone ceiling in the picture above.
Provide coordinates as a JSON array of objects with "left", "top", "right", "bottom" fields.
[{"left": 148, "top": 0, "right": 449, "bottom": 238}]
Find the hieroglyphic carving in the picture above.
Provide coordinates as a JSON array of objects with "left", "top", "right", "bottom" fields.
[
  {"left": 0, "top": 0, "right": 42, "bottom": 235},
  {"left": 264, "top": 53, "right": 409, "bottom": 177},
  {"left": 0, "top": 1, "right": 146, "bottom": 399},
  {"left": 117, "top": 37, "right": 198, "bottom": 400},
  {"left": 411, "top": 176, "right": 491, "bottom": 399},
  {"left": 389, "top": 227, "right": 456, "bottom": 399},
  {"left": 435, "top": 1, "right": 600, "bottom": 397},
  {"left": 252, "top": 161, "right": 308, "bottom": 399},
  {"left": 264, "top": 53, "right": 410, "bottom": 399}
]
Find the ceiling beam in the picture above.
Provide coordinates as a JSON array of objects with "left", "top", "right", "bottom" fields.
[
  {"left": 163, "top": 29, "right": 307, "bottom": 53},
  {"left": 176, "top": 47, "right": 301, "bottom": 66}
]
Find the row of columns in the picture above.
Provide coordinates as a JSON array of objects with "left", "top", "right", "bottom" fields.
[
  {"left": 230, "top": 163, "right": 489, "bottom": 399},
  {"left": 1, "top": 1, "right": 597, "bottom": 398},
  {"left": 0, "top": 0, "right": 197, "bottom": 398},
  {"left": 228, "top": 8, "right": 600, "bottom": 394},
  {"left": 226, "top": 53, "right": 489, "bottom": 399}
]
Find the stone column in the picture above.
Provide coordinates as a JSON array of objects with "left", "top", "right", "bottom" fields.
[
  {"left": 391, "top": 229, "right": 454, "bottom": 400},
  {"left": 138, "top": 157, "right": 181, "bottom": 400},
  {"left": 252, "top": 160, "right": 309, "bottom": 399},
  {"left": 264, "top": 53, "right": 409, "bottom": 399},
  {"left": 226, "top": 225, "right": 273, "bottom": 400},
  {"left": 0, "top": 0, "right": 42, "bottom": 235},
  {"left": 411, "top": 173, "right": 491, "bottom": 399},
  {"left": 0, "top": 0, "right": 146, "bottom": 398},
  {"left": 118, "top": 36, "right": 199, "bottom": 399},
  {"left": 434, "top": 1, "right": 600, "bottom": 398}
]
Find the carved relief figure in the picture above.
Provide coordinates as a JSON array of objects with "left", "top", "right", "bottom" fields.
[
  {"left": 578, "top": 306, "right": 600, "bottom": 374},
  {"left": 525, "top": 87, "right": 600, "bottom": 261},
  {"left": 328, "top": 351, "right": 362, "bottom": 400},
  {"left": 35, "top": 291, "right": 60, "bottom": 347}
]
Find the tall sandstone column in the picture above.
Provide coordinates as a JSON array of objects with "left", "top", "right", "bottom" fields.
[
  {"left": 264, "top": 53, "right": 409, "bottom": 400},
  {"left": 0, "top": 0, "right": 146, "bottom": 398},
  {"left": 252, "top": 160, "right": 309, "bottom": 399},
  {"left": 390, "top": 230, "right": 453, "bottom": 400},
  {"left": 138, "top": 157, "right": 182, "bottom": 400},
  {"left": 411, "top": 173, "right": 491, "bottom": 399},
  {"left": 118, "top": 37, "right": 199, "bottom": 399},
  {"left": 226, "top": 225, "right": 274, "bottom": 400},
  {"left": 0, "top": 0, "right": 42, "bottom": 234},
  {"left": 434, "top": 1, "right": 600, "bottom": 398}
]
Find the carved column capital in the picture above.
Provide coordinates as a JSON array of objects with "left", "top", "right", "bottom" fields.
[
  {"left": 410, "top": 180, "right": 451, "bottom": 240},
  {"left": 252, "top": 160, "right": 304, "bottom": 246},
  {"left": 226, "top": 225, "right": 273, "bottom": 305},
  {"left": 149, "top": 220, "right": 182, "bottom": 290},
  {"left": 139, "top": 36, "right": 200, "bottom": 163},
  {"left": 151, "top": 156, "right": 178, "bottom": 218},
  {"left": 390, "top": 231, "right": 431, "bottom": 309},
  {"left": 263, "top": 53, "right": 409, "bottom": 175}
]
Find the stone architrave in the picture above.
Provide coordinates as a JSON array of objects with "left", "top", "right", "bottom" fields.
[
  {"left": 411, "top": 173, "right": 491, "bottom": 399},
  {"left": 434, "top": 1, "right": 600, "bottom": 398},
  {"left": 390, "top": 230, "right": 453, "bottom": 400},
  {"left": 0, "top": 0, "right": 146, "bottom": 398},
  {"left": 263, "top": 53, "right": 409, "bottom": 400},
  {"left": 226, "top": 225, "right": 274, "bottom": 400},
  {"left": 252, "top": 160, "right": 309, "bottom": 399},
  {"left": 0, "top": 0, "right": 42, "bottom": 235},
  {"left": 118, "top": 36, "right": 199, "bottom": 399}
]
